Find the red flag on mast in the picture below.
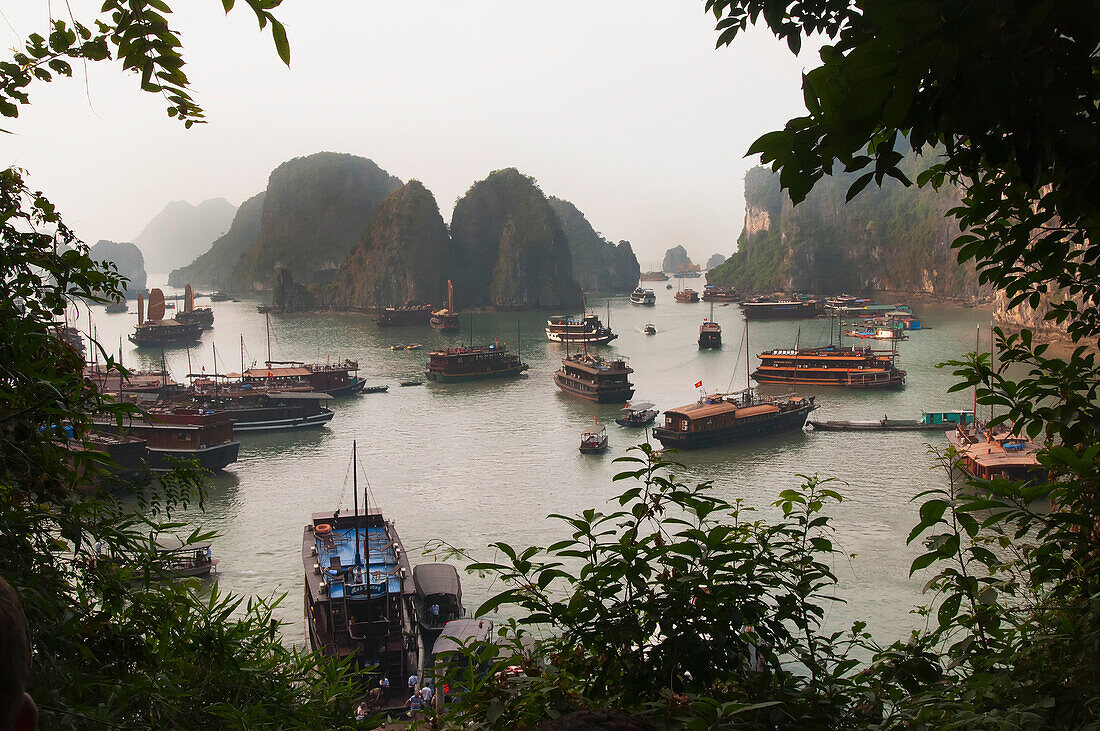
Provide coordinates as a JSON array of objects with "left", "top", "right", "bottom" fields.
[{"left": 694, "top": 380, "right": 703, "bottom": 389}]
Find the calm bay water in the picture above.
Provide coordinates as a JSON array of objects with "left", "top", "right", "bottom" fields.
[{"left": 84, "top": 281, "right": 992, "bottom": 647}]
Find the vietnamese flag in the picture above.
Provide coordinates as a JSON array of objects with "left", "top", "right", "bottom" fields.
[{"left": 694, "top": 380, "right": 703, "bottom": 388}]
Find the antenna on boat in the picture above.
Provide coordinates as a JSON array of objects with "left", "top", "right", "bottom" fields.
[{"left": 352, "top": 440, "right": 362, "bottom": 570}]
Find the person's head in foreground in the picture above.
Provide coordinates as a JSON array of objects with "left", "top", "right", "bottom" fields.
[{"left": 0, "top": 576, "right": 36, "bottom": 731}]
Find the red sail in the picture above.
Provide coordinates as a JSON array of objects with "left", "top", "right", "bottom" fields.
[
  {"left": 185, "top": 283, "right": 195, "bottom": 312},
  {"left": 147, "top": 288, "right": 166, "bottom": 321},
  {"left": 137, "top": 293, "right": 145, "bottom": 325}
]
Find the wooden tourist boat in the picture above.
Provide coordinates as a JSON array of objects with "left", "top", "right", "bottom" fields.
[
  {"left": 629, "top": 287, "right": 656, "bottom": 305},
  {"left": 554, "top": 352, "right": 634, "bottom": 403},
  {"left": 413, "top": 564, "right": 464, "bottom": 652},
  {"left": 639, "top": 271, "right": 669, "bottom": 281},
  {"left": 424, "top": 344, "right": 528, "bottom": 382},
  {"left": 240, "top": 361, "right": 365, "bottom": 396},
  {"left": 152, "top": 535, "right": 218, "bottom": 578},
  {"left": 373, "top": 303, "right": 434, "bottom": 327},
  {"left": 654, "top": 389, "right": 816, "bottom": 450},
  {"left": 946, "top": 423, "right": 1044, "bottom": 483},
  {"left": 545, "top": 312, "right": 617, "bottom": 345},
  {"left": 430, "top": 280, "right": 461, "bottom": 332},
  {"left": 615, "top": 402, "right": 658, "bottom": 427},
  {"left": 739, "top": 298, "right": 824, "bottom": 319},
  {"left": 674, "top": 288, "right": 700, "bottom": 303},
  {"left": 701, "top": 285, "right": 739, "bottom": 302},
  {"left": 752, "top": 344, "right": 906, "bottom": 389},
  {"left": 303, "top": 444, "right": 419, "bottom": 690},
  {"left": 173, "top": 284, "right": 214, "bottom": 329},
  {"left": 104, "top": 300, "right": 129, "bottom": 314},
  {"left": 698, "top": 318, "right": 722, "bottom": 349},
  {"left": 810, "top": 410, "right": 975, "bottom": 432},
  {"left": 579, "top": 423, "right": 608, "bottom": 454},
  {"left": 91, "top": 407, "right": 240, "bottom": 471},
  {"left": 130, "top": 289, "right": 203, "bottom": 347}
]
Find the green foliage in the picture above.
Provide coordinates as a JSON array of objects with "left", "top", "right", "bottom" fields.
[
  {"left": 701, "top": 0, "right": 1100, "bottom": 726},
  {"left": 0, "top": 1, "right": 289, "bottom": 131},
  {"left": 0, "top": 6, "right": 368, "bottom": 728},
  {"left": 434, "top": 447, "right": 874, "bottom": 729},
  {"left": 0, "top": 167, "right": 364, "bottom": 729}
]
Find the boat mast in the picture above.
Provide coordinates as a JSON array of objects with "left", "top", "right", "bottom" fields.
[
  {"left": 265, "top": 312, "right": 272, "bottom": 365},
  {"left": 159, "top": 350, "right": 168, "bottom": 400},
  {"left": 352, "top": 440, "right": 361, "bottom": 570},
  {"left": 744, "top": 319, "right": 750, "bottom": 393},
  {"left": 974, "top": 324, "right": 979, "bottom": 423},
  {"left": 212, "top": 343, "right": 219, "bottom": 396},
  {"left": 795, "top": 324, "right": 801, "bottom": 351},
  {"left": 241, "top": 335, "right": 245, "bottom": 375},
  {"left": 989, "top": 320, "right": 995, "bottom": 424}
]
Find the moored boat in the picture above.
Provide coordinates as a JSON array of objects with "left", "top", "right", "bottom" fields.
[
  {"left": 810, "top": 410, "right": 974, "bottom": 432},
  {"left": 152, "top": 536, "right": 218, "bottom": 578},
  {"left": 554, "top": 352, "right": 634, "bottom": 403},
  {"left": 303, "top": 447, "right": 419, "bottom": 686},
  {"left": 654, "top": 389, "right": 816, "bottom": 450},
  {"left": 629, "top": 287, "right": 656, "bottom": 305},
  {"left": 174, "top": 386, "right": 335, "bottom": 432},
  {"left": 701, "top": 285, "right": 739, "bottom": 302},
  {"left": 91, "top": 407, "right": 240, "bottom": 471},
  {"left": 545, "top": 312, "right": 617, "bottom": 345},
  {"left": 373, "top": 303, "right": 434, "bottom": 327},
  {"left": 740, "top": 298, "right": 824, "bottom": 319},
  {"left": 639, "top": 271, "right": 669, "bottom": 281},
  {"left": 425, "top": 343, "right": 528, "bottom": 382},
  {"left": 104, "top": 300, "right": 129, "bottom": 314},
  {"left": 752, "top": 344, "right": 906, "bottom": 389},
  {"left": 579, "top": 423, "right": 608, "bottom": 454},
  {"left": 615, "top": 402, "right": 658, "bottom": 427},
  {"left": 674, "top": 289, "right": 700, "bottom": 303},
  {"left": 946, "top": 423, "right": 1044, "bottom": 482},
  {"left": 430, "top": 280, "right": 461, "bottom": 332},
  {"left": 240, "top": 361, "right": 366, "bottom": 396}
]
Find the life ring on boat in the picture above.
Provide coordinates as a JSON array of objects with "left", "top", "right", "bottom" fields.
[{"left": 315, "top": 524, "right": 332, "bottom": 536}]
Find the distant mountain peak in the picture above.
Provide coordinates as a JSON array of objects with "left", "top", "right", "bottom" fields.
[{"left": 133, "top": 197, "right": 238, "bottom": 274}]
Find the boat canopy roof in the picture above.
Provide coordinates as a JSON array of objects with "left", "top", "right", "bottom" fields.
[
  {"left": 263, "top": 391, "right": 333, "bottom": 400},
  {"left": 155, "top": 535, "right": 211, "bottom": 552},
  {"left": 243, "top": 367, "right": 312, "bottom": 378},
  {"left": 624, "top": 402, "right": 654, "bottom": 411},
  {"left": 432, "top": 619, "right": 494, "bottom": 656},
  {"left": 414, "top": 564, "right": 462, "bottom": 601}
]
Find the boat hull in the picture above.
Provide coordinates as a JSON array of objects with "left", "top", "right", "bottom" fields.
[
  {"left": 752, "top": 371, "right": 906, "bottom": 390},
  {"left": 231, "top": 407, "right": 335, "bottom": 432},
  {"left": 654, "top": 402, "right": 813, "bottom": 449},
  {"left": 425, "top": 363, "right": 529, "bottom": 382},
  {"left": 554, "top": 374, "right": 634, "bottom": 403},
  {"left": 324, "top": 376, "right": 367, "bottom": 397},
  {"left": 145, "top": 440, "right": 241, "bottom": 471},
  {"left": 546, "top": 330, "right": 618, "bottom": 345}
]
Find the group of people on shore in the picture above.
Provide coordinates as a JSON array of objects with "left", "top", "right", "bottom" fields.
[{"left": 354, "top": 671, "right": 436, "bottom": 722}]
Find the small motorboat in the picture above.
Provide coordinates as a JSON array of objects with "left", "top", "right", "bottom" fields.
[
  {"left": 644, "top": 323, "right": 657, "bottom": 335},
  {"left": 579, "top": 423, "right": 608, "bottom": 454},
  {"left": 399, "top": 379, "right": 424, "bottom": 387},
  {"left": 616, "top": 402, "right": 658, "bottom": 428},
  {"left": 362, "top": 385, "right": 389, "bottom": 394},
  {"left": 390, "top": 343, "right": 406, "bottom": 351},
  {"left": 405, "top": 343, "right": 423, "bottom": 350},
  {"left": 164, "top": 301, "right": 175, "bottom": 309},
  {"left": 665, "top": 284, "right": 673, "bottom": 290},
  {"left": 105, "top": 301, "right": 128, "bottom": 314}
]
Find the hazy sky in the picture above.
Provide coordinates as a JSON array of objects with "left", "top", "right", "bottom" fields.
[{"left": 4, "top": 1, "right": 816, "bottom": 271}]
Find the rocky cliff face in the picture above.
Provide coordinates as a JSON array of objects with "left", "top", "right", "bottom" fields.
[
  {"left": 89, "top": 240, "right": 147, "bottom": 296},
  {"left": 317, "top": 181, "right": 451, "bottom": 309},
  {"left": 662, "top": 245, "right": 692, "bottom": 273},
  {"left": 229, "top": 152, "right": 402, "bottom": 290},
  {"left": 134, "top": 198, "right": 237, "bottom": 274},
  {"left": 548, "top": 197, "right": 640, "bottom": 293},
  {"left": 708, "top": 154, "right": 986, "bottom": 298},
  {"left": 272, "top": 268, "right": 315, "bottom": 313},
  {"left": 450, "top": 169, "right": 582, "bottom": 309},
  {"left": 706, "top": 253, "right": 726, "bottom": 269},
  {"left": 168, "top": 192, "right": 265, "bottom": 288}
]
